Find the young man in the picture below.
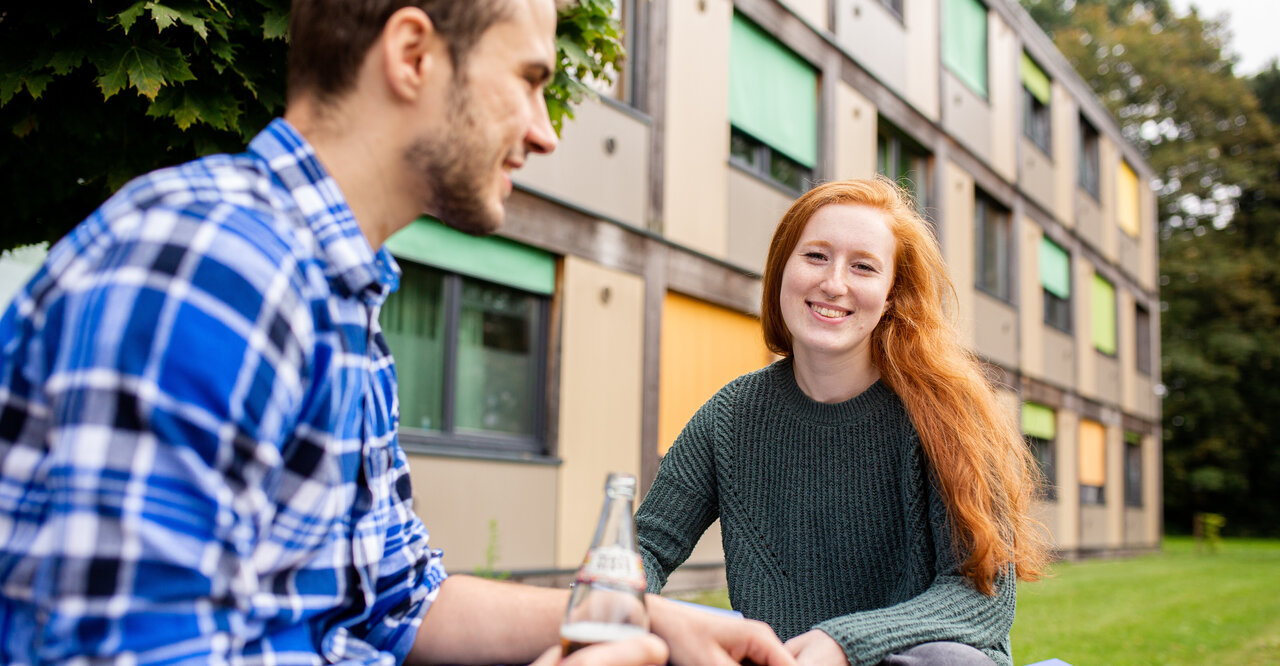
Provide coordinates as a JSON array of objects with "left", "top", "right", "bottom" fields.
[{"left": 0, "top": 1, "right": 794, "bottom": 665}]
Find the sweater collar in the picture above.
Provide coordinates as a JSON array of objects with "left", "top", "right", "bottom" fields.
[{"left": 769, "top": 357, "right": 897, "bottom": 425}]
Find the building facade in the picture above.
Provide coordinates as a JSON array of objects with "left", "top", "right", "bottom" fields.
[{"left": 0, "top": 0, "right": 1163, "bottom": 584}]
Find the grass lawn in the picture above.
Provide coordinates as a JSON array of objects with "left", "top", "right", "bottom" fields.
[{"left": 673, "top": 537, "right": 1280, "bottom": 665}]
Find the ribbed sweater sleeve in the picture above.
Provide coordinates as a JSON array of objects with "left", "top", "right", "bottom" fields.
[
  {"left": 814, "top": 464, "right": 1016, "bottom": 666},
  {"left": 635, "top": 386, "right": 726, "bottom": 592}
]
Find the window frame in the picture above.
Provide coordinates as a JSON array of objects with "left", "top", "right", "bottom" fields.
[
  {"left": 942, "top": 0, "right": 990, "bottom": 99},
  {"left": 1135, "top": 303, "right": 1152, "bottom": 375},
  {"left": 1078, "top": 115, "right": 1101, "bottom": 199},
  {"left": 729, "top": 126, "right": 813, "bottom": 194},
  {"left": 385, "top": 263, "right": 551, "bottom": 457},
  {"left": 1041, "top": 237, "right": 1072, "bottom": 334},
  {"left": 1124, "top": 433, "right": 1143, "bottom": 507},
  {"left": 974, "top": 191, "right": 1013, "bottom": 303},
  {"left": 877, "top": 126, "right": 933, "bottom": 215},
  {"left": 1023, "top": 87, "right": 1052, "bottom": 155},
  {"left": 1092, "top": 273, "right": 1117, "bottom": 357},
  {"left": 1029, "top": 435, "right": 1058, "bottom": 501}
]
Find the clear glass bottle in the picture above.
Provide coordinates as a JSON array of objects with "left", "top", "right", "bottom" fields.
[{"left": 560, "top": 472, "right": 650, "bottom": 655}]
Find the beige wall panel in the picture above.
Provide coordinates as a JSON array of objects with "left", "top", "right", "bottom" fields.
[
  {"left": 408, "top": 456, "right": 558, "bottom": 572},
  {"left": 1105, "top": 425, "right": 1124, "bottom": 547},
  {"left": 1125, "top": 508, "right": 1147, "bottom": 547},
  {"left": 942, "top": 162, "right": 977, "bottom": 346},
  {"left": 833, "top": 82, "right": 878, "bottom": 180},
  {"left": 1134, "top": 373, "right": 1154, "bottom": 420},
  {"left": 1055, "top": 409, "right": 1080, "bottom": 550},
  {"left": 1033, "top": 501, "right": 1059, "bottom": 548},
  {"left": 903, "top": 0, "right": 940, "bottom": 120},
  {"left": 685, "top": 519, "right": 726, "bottom": 566},
  {"left": 1051, "top": 86, "right": 1077, "bottom": 227},
  {"left": 1095, "top": 353, "right": 1120, "bottom": 404},
  {"left": 1118, "top": 231, "right": 1141, "bottom": 282},
  {"left": 1143, "top": 433, "right": 1161, "bottom": 543},
  {"left": 783, "top": 0, "right": 829, "bottom": 30},
  {"left": 974, "top": 291, "right": 1018, "bottom": 369},
  {"left": 1042, "top": 326, "right": 1075, "bottom": 391},
  {"left": 726, "top": 170, "right": 794, "bottom": 274},
  {"left": 988, "top": 13, "right": 1018, "bottom": 181},
  {"left": 1075, "top": 189, "right": 1103, "bottom": 250},
  {"left": 1020, "top": 219, "right": 1045, "bottom": 376},
  {"left": 663, "top": 0, "right": 730, "bottom": 257},
  {"left": 556, "top": 256, "right": 646, "bottom": 568},
  {"left": 1139, "top": 185, "right": 1158, "bottom": 293},
  {"left": 1020, "top": 138, "right": 1056, "bottom": 213},
  {"left": 942, "top": 72, "right": 993, "bottom": 166},
  {"left": 515, "top": 98, "right": 650, "bottom": 228},
  {"left": 1118, "top": 289, "right": 1137, "bottom": 414},
  {"left": 1079, "top": 504, "right": 1108, "bottom": 549},
  {"left": 833, "top": 0, "right": 907, "bottom": 94},
  {"left": 1074, "top": 257, "right": 1096, "bottom": 399},
  {"left": 1099, "top": 138, "right": 1119, "bottom": 263}
]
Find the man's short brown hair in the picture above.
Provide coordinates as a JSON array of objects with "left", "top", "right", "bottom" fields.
[{"left": 287, "top": 0, "right": 514, "bottom": 104}]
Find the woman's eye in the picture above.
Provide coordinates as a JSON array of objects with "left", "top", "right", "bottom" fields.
[{"left": 804, "top": 252, "right": 827, "bottom": 260}]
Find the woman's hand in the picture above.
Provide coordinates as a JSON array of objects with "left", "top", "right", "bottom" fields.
[
  {"left": 783, "top": 630, "right": 849, "bottom": 666},
  {"left": 529, "top": 633, "right": 669, "bottom": 666}
]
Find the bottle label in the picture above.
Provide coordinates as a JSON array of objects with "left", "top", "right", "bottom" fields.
[{"left": 576, "top": 545, "right": 646, "bottom": 592}]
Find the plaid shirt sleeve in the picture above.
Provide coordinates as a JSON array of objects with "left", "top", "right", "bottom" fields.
[{"left": 0, "top": 150, "right": 444, "bottom": 664}]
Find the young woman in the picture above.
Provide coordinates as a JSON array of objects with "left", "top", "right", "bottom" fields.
[{"left": 634, "top": 178, "right": 1050, "bottom": 666}]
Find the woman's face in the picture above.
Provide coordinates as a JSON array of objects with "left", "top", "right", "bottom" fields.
[{"left": 778, "top": 203, "right": 897, "bottom": 367}]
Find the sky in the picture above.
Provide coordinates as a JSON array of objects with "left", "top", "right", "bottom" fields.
[{"left": 1167, "top": 0, "right": 1280, "bottom": 76}]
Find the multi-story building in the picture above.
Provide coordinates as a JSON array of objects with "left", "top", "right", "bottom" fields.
[{"left": 0, "top": 0, "right": 1163, "bottom": 586}]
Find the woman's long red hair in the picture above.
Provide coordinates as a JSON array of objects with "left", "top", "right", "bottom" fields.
[{"left": 761, "top": 177, "right": 1050, "bottom": 595}]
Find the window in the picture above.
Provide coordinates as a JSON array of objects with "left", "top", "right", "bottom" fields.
[
  {"left": 1092, "top": 273, "right": 1116, "bottom": 356},
  {"left": 1040, "top": 236, "right": 1071, "bottom": 333},
  {"left": 1023, "top": 403, "right": 1057, "bottom": 501},
  {"left": 729, "top": 14, "right": 818, "bottom": 191},
  {"left": 731, "top": 128, "right": 812, "bottom": 192},
  {"left": 1118, "top": 160, "right": 1140, "bottom": 237},
  {"left": 877, "top": 127, "right": 931, "bottom": 212},
  {"left": 943, "top": 0, "right": 988, "bottom": 98},
  {"left": 382, "top": 219, "right": 554, "bottom": 455},
  {"left": 975, "top": 191, "right": 1012, "bottom": 302},
  {"left": 878, "top": 0, "right": 904, "bottom": 20},
  {"left": 1124, "top": 431, "right": 1143, "bottom": 507},
  {"left": 583, "top": 0, "right": 640, "bottom": 108},
  {"left": 1079, "top": 419, "right": 1106, "bottom": 505},
  {"left": 1021, "top": 52, "right": 1051, "bottom": 154},
  {"left": 1079, "top": 116, "right": 1100, "bottom": 198},
  {"left": 1135, "top": 303, "right": 1152, "bottom": 375}
]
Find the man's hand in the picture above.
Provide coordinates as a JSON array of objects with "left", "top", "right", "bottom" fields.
[
  {"left": 783, "top": 630, "right": 848, "bottom": 666},
  {"left": 529, "top": 634, "right": 669, "bottom": 666},
  {"left": 646, "top": 595, "right": 797, "bottom": 666}
]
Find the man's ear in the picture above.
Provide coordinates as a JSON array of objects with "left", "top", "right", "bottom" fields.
[{"left": 379, "top": 6, "right": 450, "bottom": 102}]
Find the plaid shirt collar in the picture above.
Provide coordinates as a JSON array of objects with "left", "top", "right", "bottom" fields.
[{"left": 250, "top": 118, "right": 402, "bottom": 305}]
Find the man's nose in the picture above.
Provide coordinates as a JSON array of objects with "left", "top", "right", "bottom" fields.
[{"left": 526, "top": 96, "right": 559, "bottom": 155}]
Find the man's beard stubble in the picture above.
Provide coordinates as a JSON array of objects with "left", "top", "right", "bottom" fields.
[{"left": 402, "top": 79, "right": 502, "bottom": 236}]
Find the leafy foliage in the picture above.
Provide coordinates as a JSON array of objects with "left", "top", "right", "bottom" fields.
[
  {"left": 0, "top": 0, "right": 623, "bottom": 250},
  {"left": 1021, "top": 0, "right": 1280, "bottom": 536}
]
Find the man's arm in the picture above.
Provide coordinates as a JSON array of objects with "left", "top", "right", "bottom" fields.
[{"left": 408, "top": 576, "right": 797, "bottom": 666}]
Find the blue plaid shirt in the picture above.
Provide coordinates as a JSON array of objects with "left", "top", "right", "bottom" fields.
[{"left": 0, "top": 119, "right": 447, "bottom": 664}]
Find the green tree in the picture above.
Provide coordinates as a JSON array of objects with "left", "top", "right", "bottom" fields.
[
  {"left": 1021, "top": 0, "right": 1280, "bottom": 535},
  {"left": 0, "top": 0, "right": 622, "bottom": 252}
]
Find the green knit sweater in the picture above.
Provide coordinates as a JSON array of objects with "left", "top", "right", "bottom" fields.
[{"left": 635, "top": 360, "right": 1016, "bottom": 666}]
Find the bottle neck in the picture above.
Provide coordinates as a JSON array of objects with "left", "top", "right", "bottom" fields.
[{"left": 590, "top": 489, "right": 636, "bottom": 550}]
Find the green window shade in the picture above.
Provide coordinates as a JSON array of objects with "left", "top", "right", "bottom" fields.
[
  {"left": 455, "top": 280, "right": 538, "bottom": 437},
  {"left": 729, "top": 14, "right": 818, "bottom": 168},
  {"left": 1039, "top": 237, "right": 1070, "bottom": 299},
  {"left": 943, "top": 0, "right": 988, "bottom": 98},
  {"left": 386, "top": 217, "right": 555, "bottom": 295},
  {"left": 1092, "top": 273, "right": 1117, "bottom": 354},
  {"left": 381, "top": 262, "right": 446, "bottom": 431},
  {"left": 1022, "top": 402, "right": 1056, "bottom": 440},
  {"left": 1021, "top": 52, "right": 1050, "bottom": 105}
]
